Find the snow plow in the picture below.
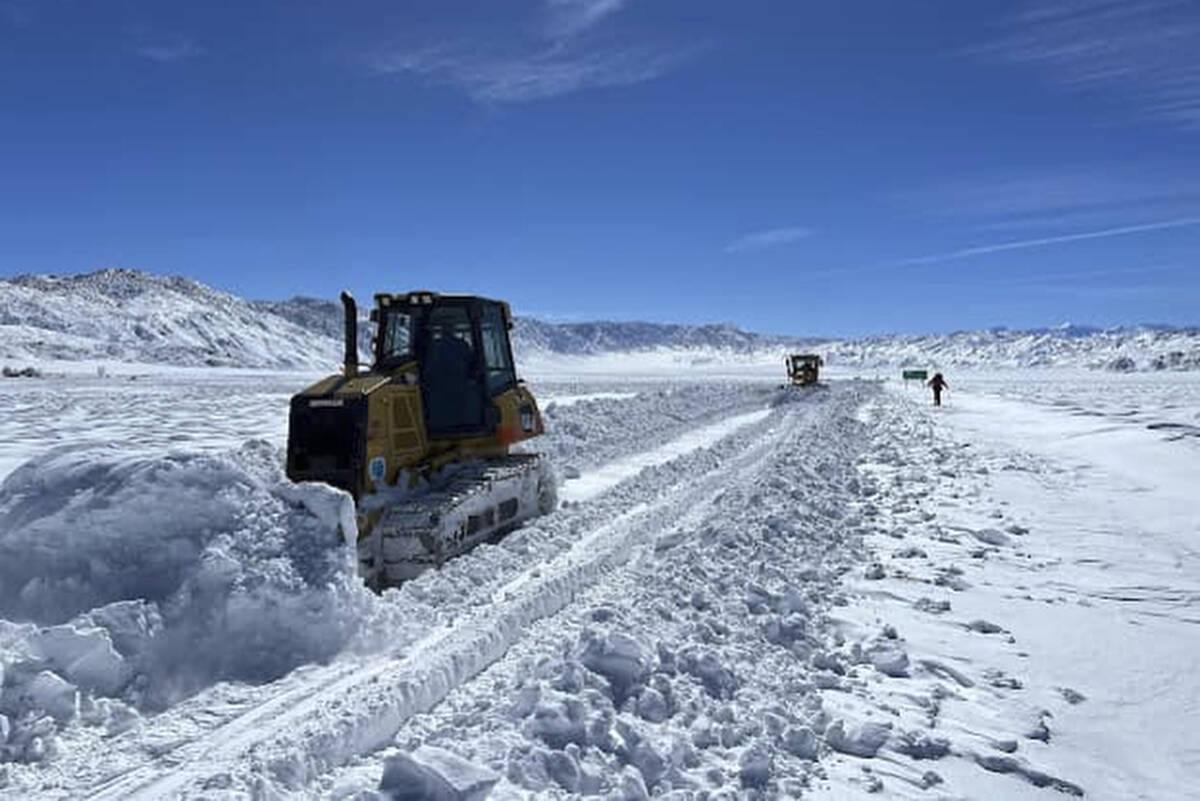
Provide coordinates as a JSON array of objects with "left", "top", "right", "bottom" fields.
[
  {"left": 785, "top": 353, "right": 823, "bottom": 387},
  {"left": 286, "top": 291, "right": 555, "bottom": 589}
]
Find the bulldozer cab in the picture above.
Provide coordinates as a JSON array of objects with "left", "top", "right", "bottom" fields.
[
  {"left": 373, "top": 293, "right": 518, "bottom": 438},
  {"left": 786, "top": 353, "right": 822, "bottom": 386}
]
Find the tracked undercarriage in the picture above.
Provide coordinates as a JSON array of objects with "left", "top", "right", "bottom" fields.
[{"left": 358, "top": 455, "right": 556, "bottom": 588}]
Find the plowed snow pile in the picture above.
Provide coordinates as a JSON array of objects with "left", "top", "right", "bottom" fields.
[{"left": 0, "top": 441, "right": 371, "bottom": 763}]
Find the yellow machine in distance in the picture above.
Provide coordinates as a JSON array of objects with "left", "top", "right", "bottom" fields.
[
  {"left": 786, "top": 353, "right": 823, "bottom": 386},
  {"left": 286, "top": 291, "right": 555, "bottom": 588}
]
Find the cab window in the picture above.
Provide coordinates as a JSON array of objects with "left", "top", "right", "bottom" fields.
[
  {"left": 378, "top": 308, "right": 414, "bottom": 365},
  {"left": 480, "top": 303, "right": 515, "bottom": 395}
]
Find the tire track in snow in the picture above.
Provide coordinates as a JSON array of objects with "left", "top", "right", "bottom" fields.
[{"left": 85, "top": 396, "right": 813, "bottom": 799}]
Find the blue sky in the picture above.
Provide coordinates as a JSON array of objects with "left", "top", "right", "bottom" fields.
[{"left": 1, "top": 0, "right": 1198, "bottom": 336}]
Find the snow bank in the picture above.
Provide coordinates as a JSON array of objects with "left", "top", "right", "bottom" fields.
[{"left": 0, "top": 441, "right": 372, "bottom": 762}]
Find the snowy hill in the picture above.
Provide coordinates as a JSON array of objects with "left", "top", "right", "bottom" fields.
[
  {"left": 1, "top": 269, "right": 1199, "bottom": 371},
  {"left": 249, "top": 295, "right": 374, "bottom": 360},
  {"left": 821, "top": 327, "right": 1200, "bottom": 371},
  {"left": 0, "top": 269, "right": 342, "bottom": 369}
]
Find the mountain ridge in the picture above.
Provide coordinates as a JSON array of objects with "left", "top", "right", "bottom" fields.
[{"left": 1, "top": 269, "right": 1198, "bottom": 371}]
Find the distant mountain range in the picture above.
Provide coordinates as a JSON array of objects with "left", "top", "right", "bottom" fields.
[{"left": 1, "top": 269, "right": 1197, "bottom": 372}]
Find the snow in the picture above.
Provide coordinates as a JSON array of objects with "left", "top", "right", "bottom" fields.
[
  {"left": 0, "top": 270, "right": 347, "bottom": 370},
  {"left": 0, "top": 342, "right": 1197, "bottom": 798},
  {"left": 558, "top": 407, "right": 772, "bottom": 503},
  {"left": 541, "top": 391, "right": 639, "bottom": 408},
  {"left": 0, "top": 437, "right": 377, "bottom": 769},
  {"left": 805, "top": 379, "right": 1200, "bottom": 800},
  {"left": 379, "top": 745, "right": 500, "bottom": 800},
  {"left": 0, "top": 369, "right": 301, "bottom": 484}
]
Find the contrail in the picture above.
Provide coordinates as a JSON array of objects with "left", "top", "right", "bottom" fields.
[{"left": 896, "top": 216, "right": 1200, "bottom": 266}]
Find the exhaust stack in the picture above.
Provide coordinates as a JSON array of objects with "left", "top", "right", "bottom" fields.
[{"left": 340, "top": 291, "right": 358, "bottom": 377}]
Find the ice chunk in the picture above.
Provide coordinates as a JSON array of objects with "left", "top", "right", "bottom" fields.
[
  {"left": 617, "top": 765, "right": 649, "bottom": 801},
  {"left": 626, "top": 738, "right": 667, "bottom": 789},
  {"left": 635, "top": 687, "right": 669, "bottom": 723},
  {"left": 580, "top": 631, "right": 648, "bottom": 701},
  {"left": 20, "top": 671, "right": 78, "bottom": 722},
  {"left": 764, "top": 613, "right": 808, "bottom": 647},
  {"left": 914, "top": 597, "right": 951, "bottom": 614},
  {"left": 30, "top": 625, "right": 130, "bottom": 696},
  {"left": 893, "top": 731, "right": 950, "bottom": 760},
  {"left": 825, "top": 719, "right": 892, "bottom": 758},
  {"left": 1058, "top": 686, "right": 1087, "bottom": 705},
  {"left": 274, "top": 479, "right": 358, "bottom": 544},
  {"left": 743, "top": 584, "right": 775, "bottom": 614},
  {"left": 867, "top": 643, "right": 909, "bottom": 677},
  {"left": 544, "top": 749, "right": 580, "bottom": 791},
  {"left": 76, "top": 600, "right": 163, "bottom": 659},
  {"left": 527, "top": 699, "right": 588, "bottom": 749},
  {"left": 80, "top": 696, "right": 143, "bottom": 736},
  {"left": 972, "top": 528, "right": 1010, "bottom": 547},
  {"left": 782, "top": 726, "right": 819, "bottom": 760},
  {"left": 509, "top": 684, "right": 540, "bottom": 719},
  {"left": 679, "top": 649, "right": 737, "bottom": 699},
  {"left": 967, "top": 619, "right": 1003, "bottom": 634},
  {"left": 738, "top": 743, "right": 773, "bottom": 788},
  {"left": 379, "top": 745, "right": 499, "bottom": 801}
]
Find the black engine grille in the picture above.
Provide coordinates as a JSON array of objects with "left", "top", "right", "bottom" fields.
[{"left": 285, "top": 395, "right": 368, "bottom": 498}]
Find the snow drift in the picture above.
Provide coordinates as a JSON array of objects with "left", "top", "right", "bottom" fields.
[{"left": 0, "top": 441, "right": 372, "bottom": 763}]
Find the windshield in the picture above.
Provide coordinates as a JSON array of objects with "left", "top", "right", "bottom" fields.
[{"left": 377, "top": 308, "right": 414, "bottom": 365}]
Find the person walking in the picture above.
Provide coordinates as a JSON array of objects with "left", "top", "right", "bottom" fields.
[{"left": 927, "top": 372, "right": 948, "bottom": 407}]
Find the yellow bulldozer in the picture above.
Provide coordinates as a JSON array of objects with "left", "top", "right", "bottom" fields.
[
  {"left": 286, "top": 291, "right": 555, "bottom": 588},
  {"left": 785, "top": 353, "right": 822, "bottom": 387}
]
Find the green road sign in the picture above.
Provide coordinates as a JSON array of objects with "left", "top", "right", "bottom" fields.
[{"left": 902, "top": 369, "right": 928, "bottom": 381}]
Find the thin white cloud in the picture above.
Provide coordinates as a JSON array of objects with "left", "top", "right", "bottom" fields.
[
  {"left": 724, "top": 226, "right": 812, "bottom": 254},
  {"left": 900, "top": 169, "right": 1200, "bottom": 236},
  {"left": 1001, "top": 261, "right": 1185, "bottom": 286},
  {"left": 971, "top": 0, "right": 1200, "bottom": 127},
  {"left": 908, "top": 172, "right": 1194, "bottom": 219},
  {"left": 541, "top": 0, "right": 628, "bottom": 40},
  {"left": 363, "top": 0, "right": 697, "bottom": 103},
  {"left": 125, "top": 24, "right": 204, "bottom": 63},
  {"left": 367, "top": 40, "right": 697, "bottom": 103},
  {"left": 895, "top": 217, "right": 1200, "bottom": 266},
  {"left": 133, "top": 39, "right": 204, "bottom": 63}
]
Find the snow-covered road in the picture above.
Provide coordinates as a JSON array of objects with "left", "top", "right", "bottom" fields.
[
  {"left": 815, "top": 383, "right": 1200, "bottom": 800},
  {"left": 1, "top": 369, "right": 1198, "bottom": 799}
]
